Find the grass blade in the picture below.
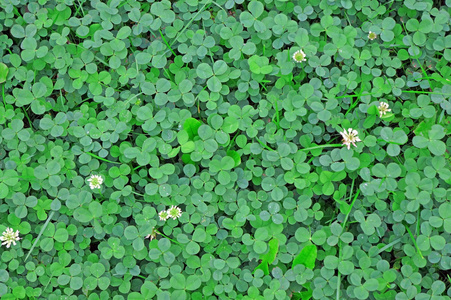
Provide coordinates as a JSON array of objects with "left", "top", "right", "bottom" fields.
[{"left": 25, "top": 211, "right": 55, "bottom": 261}]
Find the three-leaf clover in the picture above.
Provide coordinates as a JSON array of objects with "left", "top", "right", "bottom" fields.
[{"left": 412, "top": 124, "right": 447, "bottom": 156}]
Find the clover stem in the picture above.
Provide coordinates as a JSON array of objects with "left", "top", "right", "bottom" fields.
[
  {"left": 22, "top": 107, "right": 33, "bottom": 130},
  {"left": 344, "top": 84, "right": 364, "bottom": 116},
  {"left": 85, "top": 152, "right": 121, "bottom": 164},
  {"left": 159, "top": 29, "right": 177, "bottom": 57},
  {"left": 155, "top": 231, "right": 181, "bottom": 245},
  {"left": 404, "top": 223, "right": 424, "bottom": 259},
  {"left": 401, "top": 90, "right": 451, "bottom": 95},
  {"left": 300, "top": 144, "right": 343, "bottom": 151},
  {"left": 271, "top": 98, "right": 280, "bottom": 128},
  {"left": 255, "top": 137, "right": 276, "bottom": 152},
  {"left": 2, "top": 84, "right": 6, "bottom": 107},
  {"left": 300, "top": 62, "right": 306, "bottom": 78},
  {"left": 74, "top": 0, "right": 85, "bottom": 17},
  {"left": 376, "top": 237, "right": 403, "bottom": 255},
  {"left": 169, "top": 0, "right": 213, "bottom": 49},
  {"left": 336, "top": 262, "right": 341, "bottom": 300},
  {"left": 341, "top": 188, "right": 360, "bottom": 230},
  {"left": 227, "top": 132, "right": 239, "bottom": 152},
  {"left": 416, "top": 209, "right": 421, "bottom": 237}
]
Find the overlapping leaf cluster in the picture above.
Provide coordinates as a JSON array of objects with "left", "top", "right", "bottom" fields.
[{"left": 0, "top": 0, "right": 450, "bottom": 299}]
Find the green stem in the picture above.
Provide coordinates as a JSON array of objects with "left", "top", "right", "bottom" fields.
[
  {"left": 337, "top": 180, "right": 356, "bottom": 300},
  {"left": 22, "top": 107, "right": 33, "bottom": 130},
  {"left": 196, "top": 85, "right": 208, "bottom": 116},
  {"left": 416, "top": 209, "right": 421, "bottom": 237},
  {"left": 169, "top": 0, "right": 212, "bottom": 49},
  {"left": 94, "top": 55, "right": 109, "bottom": 66},
  {"left": 377, "top": 237, "right": 403, "bottom": 254},
  {"left": 2, "top": 84, "right": 5, "bottom": 107},
  {"left": 159, "top": 29, "right": 177, "bottom": 56},
  {"left": 12, "top": 6, "right": 21, "bottom": 18},
  {"left": 348, "top": 178, "right": 355, "bottom": 204},
  {"left": 401, "top": 90, "right": 451, "bottom": 95},
  {"left": 345, "top": 84, "right": 365, "bottom": 116},
  {"left": 227, "top": 132, "right": 239, "bottom": 152},
  {"left": 74, "top": 0, "right": 85, "bottom": 17},
  {"left": 210, "top": 0, "right": 226, "bottom": 12},
  {"left": 343, "top": 11, "right": 351, "bottom": 26},
  {"left": 255, "top": 137, "right": 276, "bottom": 152},
  {"left": 342, "top": 189, "right": 360, "bottom": 229},
  {"left": 124, "top": 93, "right": 143, "bottom": 105},
  {"left": 336, "top": 264, "right": 341, "bottom": 300},
  {"left": 335, "top": 93, "right": 373, "bottom": 99},
  {"left": 273, "top": 98, "right": 280, "bottom": 128},
  {"left": 85, "top": 152, "right": 121, "bottom": 164},
  {"left": 156, "top": 231, "right": 181, "bottom": 245},
  {"left": 300, "top": 144, "right": 343, "bottom": 151},
  {"left": 376, "top": 138, "right": 404, "bottom": 145},
  {"left": 415, "top": 58, "right": 433, "bottom": 90},
  {"left": 404, "top": 223, "right": 423, "bottom": 259},
  {"left": 59, "top": 90, "right": 65, "bottom": 109}
]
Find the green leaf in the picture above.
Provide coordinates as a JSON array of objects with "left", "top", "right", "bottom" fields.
[
  {"left": 248, "top": 0, "right": 264, "bottom": 18},
  {"left": 261, "top": 239, "right": 279, "bottom": 264},
  {"left": 207, "top": 76, "right": 222, "bottom": 92},
  {"left": 254, "top": 261, "right": 269, "bottom": 275},
  {"left": 292, "top": 244, "right": 317, "bottom": 269},
  {"left": 124, "top": 226, "right": 139, "bottom": 240},
  {"left": 248, "top": 55, "right": 273, "bottom": 75},
  {"left": 222, "top": 117, "right": 239, "bottom": 133},
  {"left": 186, "top": 275, "right": 201, "bottom": 291},
  {"left": 192, "top": 228, "right": 206, "bottom": 243},
  {"left": 183, "top": 118, "right": 202, "bottom": 139},
  {"left": 186, "top": 241, "right": 200, "bottom": 255},
  {"left": 74, "top": 207, "right": 93, "bottom": 223},
  {"left": 0, "top": 63, "right": 8, "bottom": 83},
  {"left": 13, "top": 88, "right": 34, "bottom": 106},
  {"left": 0, "top": 183, "right": 8, "bottom": 199},
  {"left": 354, "top": 286, "right": 369, "bottom": 299},
  {"left": 196, "top": 63, "right": 213, "bottom": 79},
  {"left": 428, "top": 140, "right": 446, "bottom": 156},
  {"left": 227, "top": 150, "right": 241, "bottom": 168},
  {"left": 412, "top": 136, "right": 428, "bottom": 148},
  {"left": 170, "top": 274, "right": 185, "bottom": 289},
  {"left": 116, "top": 26, "right": 131, "bottom": 39},
  {"left": 54, "top": 228, "right": 68, "bottom": 242}
]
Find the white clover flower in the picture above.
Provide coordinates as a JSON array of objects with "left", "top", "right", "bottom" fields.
[
  {"left": 292, "top": 49, "right": 306, "bottom": 62},
  {"left": 167, "top": 205, "right": 182, "bottom": 220},
  {"left": 158, "top": 210, "right": 170, "bottom": 221},
  {"left": 378, "top": 102, "right": 391, "bottom": 117},
  {"left": 145, "top": 228, "right": 158, "bottom": 241},
  {"left": 340, "top": 128, "right": 361, "bottom": 150},
  {"left": 0, "top": 227, "right": 21, "bottom": 248},
  {"left": 368, "top": 31, "right": 377, "bottom": 40},
  {"left": 87, "top": 174, "right": 103, "bottom": 190}
]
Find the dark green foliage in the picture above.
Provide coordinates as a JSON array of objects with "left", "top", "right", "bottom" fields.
[{"left": 0, "top": 0, "right": 450, "bottom": 299}]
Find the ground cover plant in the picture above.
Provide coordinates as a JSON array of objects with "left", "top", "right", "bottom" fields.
[{"left": 0, "top": 0, "right": 451, "bottom": 299}]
